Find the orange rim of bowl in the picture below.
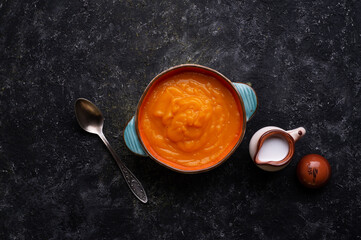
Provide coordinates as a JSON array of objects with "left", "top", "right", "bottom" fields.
[{"left": 135, "top": 64, "right": 247, "bottom": 173}]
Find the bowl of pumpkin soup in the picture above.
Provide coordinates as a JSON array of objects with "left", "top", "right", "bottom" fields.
[{"left": 124, "top": 64, "right": 258, "bottom": 173}]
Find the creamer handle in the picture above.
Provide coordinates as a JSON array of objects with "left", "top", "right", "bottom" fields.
[
  {"left": 286, "top": 127, "right": 306, "bottom": 142},
  {"left": 124, "top": 116, "right": 147, "bottom": 156},
  {"left": 232, "top": 82, "right": 258, "bottom": 121}
]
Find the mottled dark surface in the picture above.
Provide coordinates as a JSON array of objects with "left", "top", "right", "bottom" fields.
[{"left": 1, "top": 0, "right": 361, "bottom": 239}]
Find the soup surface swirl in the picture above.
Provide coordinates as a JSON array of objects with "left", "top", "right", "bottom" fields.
[{"left": 138, "top": 71, "right": 242, "bottom": 169}]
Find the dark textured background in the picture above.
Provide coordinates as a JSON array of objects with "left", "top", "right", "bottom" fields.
[{"left": 1, "top": 0, "right": 361, "bottom": 239}]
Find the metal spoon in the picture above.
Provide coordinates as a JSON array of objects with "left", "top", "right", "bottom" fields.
[{"left": 74, "top": 98, "right": 147, "bottom": 203}]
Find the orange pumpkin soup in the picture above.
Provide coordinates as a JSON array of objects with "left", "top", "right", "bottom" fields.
[{"left": 138, "top": 71, "right": 243, "bottom": 170}]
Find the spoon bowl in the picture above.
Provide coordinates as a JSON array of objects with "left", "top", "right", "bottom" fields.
[
  {"left": 75, "top": 99, "right": 104, "bottom": 134},
  {"left": 74, "top": 98, "right": 148, "bottom": 203}
]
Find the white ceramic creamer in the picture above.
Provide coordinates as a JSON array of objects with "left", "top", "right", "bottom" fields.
[{"left": 249, "top": 126, "right": 306, "bottom": 171}]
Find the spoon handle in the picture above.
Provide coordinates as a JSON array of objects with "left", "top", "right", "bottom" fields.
[{"left": 98, "top": 132, "right": 148, "bottom": 203}]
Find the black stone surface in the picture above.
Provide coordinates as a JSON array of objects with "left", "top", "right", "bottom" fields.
[{"left": 1, "top": 0, "right": 361, "bottom": 239}]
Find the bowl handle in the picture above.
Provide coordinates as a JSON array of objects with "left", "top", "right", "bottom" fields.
[
  {"left": 232, "top": 82, "right": 258, "bottom": 121},
  {"left": 124, "top": 116, "right": 147, "bottom": 156}
]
